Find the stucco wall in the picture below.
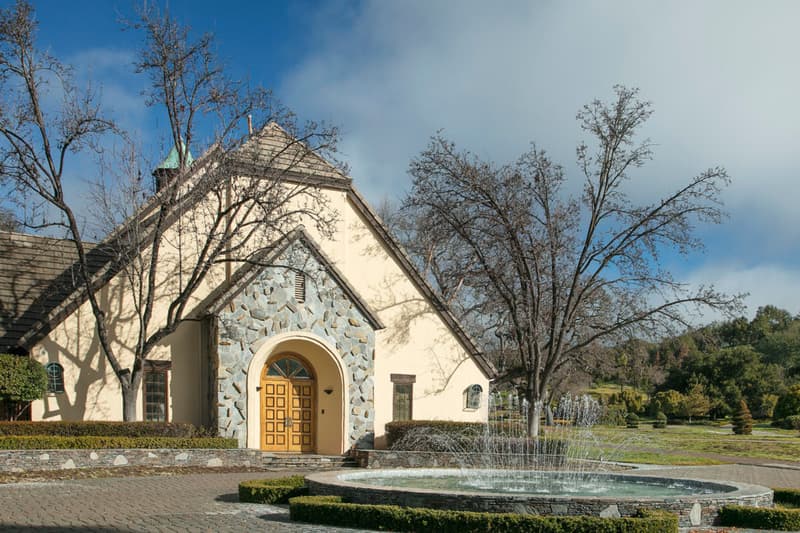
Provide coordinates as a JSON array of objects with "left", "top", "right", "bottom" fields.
[{"left": 28, "top": 179, "right": 489, "bottom": 446}]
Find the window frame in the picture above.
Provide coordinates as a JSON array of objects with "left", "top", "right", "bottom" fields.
[
  {"left": 463, "top": 384, "right": 483, "bottom": 410},
  {"left": 45, "top": 362, "right": 64, "bottom": 394},
  {"left": 142, "top": 360, "right": 171, "bottom": 423},
  {"left": 390, "top": 373, "right": 415, "bottom": 422}
]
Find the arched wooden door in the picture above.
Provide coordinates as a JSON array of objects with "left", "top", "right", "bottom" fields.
[{"left": 260, "top": 356, "right": 315, "bottom": 452}]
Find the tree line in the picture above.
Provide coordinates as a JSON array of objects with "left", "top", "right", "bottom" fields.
[{"left": 599, "top": 305, "right": 800, "bottom": 425}]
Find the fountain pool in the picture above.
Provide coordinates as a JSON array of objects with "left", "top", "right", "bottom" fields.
[{"left": 305, "top": 468, "right": 773, "bottom": 527}]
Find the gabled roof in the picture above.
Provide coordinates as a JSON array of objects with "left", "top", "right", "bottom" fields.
[
  {"left": 0, "top": 232, "right": 112, "bottom": 353},
  {"left": 193, "top": 226, "right": 385, "bottom": 331},
  {"left": 0, "top": 124, "right": 496, "bottom": 379}
]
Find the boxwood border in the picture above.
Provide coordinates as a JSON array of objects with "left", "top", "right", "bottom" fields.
[
  {"left": 239, "top": 475, "right": 308, "bottom": 504},
  {"left": 288, "top": 494, "right": 678, "bottom": 532}
]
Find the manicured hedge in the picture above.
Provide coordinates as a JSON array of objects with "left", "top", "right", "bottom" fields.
[
  {"left": 719, "top": 504, "right": 800, "bottom": 531},
  {"left": 0, "top": 421, "right": 203, "bottom": 437},
  {"left": 0, "top": 436, "right": 237, "bottom": 449},
  {"left": 774, "top": 487, "right": 800, "bottom": 507},
  {"left": 289, "top": 495, "right": 678, "bottom": 532},
  {"left": 239, "top": 475, "right": 308, "bottom": 503},
  {"left": 385, "top": 420, "right": 486, "bottom": 448}
]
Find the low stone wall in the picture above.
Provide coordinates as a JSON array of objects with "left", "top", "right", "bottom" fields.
[
  {"left": 0, "top": 449, "right": 348, "bottom": 473},
  {"left": 306, "top": 469, "right": 774, "bottom": 527},
  {"left": 356, "top": 449, "right": 566, "bottom": 469}
]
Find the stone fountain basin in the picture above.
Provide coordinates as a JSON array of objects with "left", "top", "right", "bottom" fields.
[{"left": 304, "top": 468, "right": 773, "bottom": 527}]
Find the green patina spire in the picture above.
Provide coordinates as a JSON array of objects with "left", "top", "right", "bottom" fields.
[{"left": 156, "top": 140, "right": 194, "bottom": 171}]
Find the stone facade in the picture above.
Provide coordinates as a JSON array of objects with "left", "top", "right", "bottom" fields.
[{"left": 216, "top": 239, "right": 376, "bottom": 448}]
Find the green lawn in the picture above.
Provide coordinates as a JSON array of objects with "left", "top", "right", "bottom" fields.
[{"left": 586, "top": 423, "right": 800, "bottom": 464}]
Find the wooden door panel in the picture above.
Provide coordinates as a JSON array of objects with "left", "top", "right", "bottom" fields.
[{"left": 261, "top": 372, "right": 315, "bottom": 452}]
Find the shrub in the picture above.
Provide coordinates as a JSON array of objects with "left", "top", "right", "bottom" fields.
[
  {"left": 774, "top": 488, "right": 800, "bottom": 507},
  {"left": 239, "top": 475, "right": 308, "bottom": 503},
  {"left": 609, "top": 389, "right": 646, "bottom": 415},
  {"left": 774, "top": 384, "right": 800, "bottom": 421},
  {"left": 652, "top": 412, "right": 667, "bottom": 429},
  {"left": 289, "top": 495, "right": 678, "bottom": 532},
  {"left": 732, "top": 400, "right": 753, "bottom": 435},
  {"left": 385, "top": 420, "right": 485, "bottom": 448},
  {"left": 0, "top": 354, "right": 47, "bottom": 420},
  {"left": 0, "top": 421, "right": 203, "bottom": 437},
  {"left": 776, "top": 415, "right": 800, "bottom": 430},
  {"left": 0, "top": 436, "right": 237, "bottom": 449},
  {"left": 652, "top": 390, "right": 686, "bottom": 419},
  {"left": 719, "top": 505, "right": 800, "bottom": 531},
  {"left": 601, "top": 404, "right": 627, "bottom": 426},
  {"left": 625, "top": 413, "right": 639, "bottom": 429}
]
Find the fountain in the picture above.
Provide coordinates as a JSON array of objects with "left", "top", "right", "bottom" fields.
[{"left": 305, "top": 394, "right": 773, "bottom": 527}]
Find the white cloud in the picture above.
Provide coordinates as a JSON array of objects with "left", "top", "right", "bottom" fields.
[
  {"left": 686, "top": 263, "right": 800, "bottom": 320},
  {"left": 281, "top": 0, "right": 800, "bottom": 269}
]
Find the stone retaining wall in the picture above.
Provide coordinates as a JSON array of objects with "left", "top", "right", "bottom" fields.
[
  {"left": 0, "top": 449, "right": 349, "bottom": 472},
  {"left": 356, "top": 449, "right": 566, "bottom": 469}
]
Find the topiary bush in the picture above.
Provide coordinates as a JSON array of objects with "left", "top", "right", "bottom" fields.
[
  {"left": 0, "top": 421, "right": 205, "bottom": 437},
  {"left": 652, "top": 412, "right": 667, "bottom": 429},
  {"left": 239, "top": 475, "right": 308, "bottom": 503},
  {"left": 289, "top": 495, "right": 679, "bottom": 532},
  {"left": 625, "top": 413, "right": 639, "bottom": 429},
  {"left": 719, "top": 505, "right": 800, "bottom": 531},
  {"left": 732, "top": 400, "right": 753, "bottom": 435},
  {"left": 0, "top": 436, "right": 237, "bottom": 449}
]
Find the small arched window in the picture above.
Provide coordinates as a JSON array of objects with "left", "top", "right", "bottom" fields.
[
  {"left": 45, "top": 362, "right": 64, "bottom": 394},
  {"left": 464, "top": 384, "right": 482, "bottom": 410}
]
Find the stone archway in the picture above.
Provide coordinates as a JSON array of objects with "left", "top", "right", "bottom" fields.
[{"left": 246, "top": 332, "right": 348, "bottom": 454}]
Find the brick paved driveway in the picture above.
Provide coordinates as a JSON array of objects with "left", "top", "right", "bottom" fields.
[
  {"left": 0, "top": 470, "right": 363, "bottom": 532},
  {"left": 1, "top": 465, "right": 799, "bottom": 532}
]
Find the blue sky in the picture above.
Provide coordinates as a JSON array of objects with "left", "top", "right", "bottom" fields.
[{"left": 6, "top": 0, "right": 800, "bottom": 318}]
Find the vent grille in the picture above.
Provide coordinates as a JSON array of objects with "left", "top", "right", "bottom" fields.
[{"left": 294, "top": 272, "right": 306, "bottom": 303}]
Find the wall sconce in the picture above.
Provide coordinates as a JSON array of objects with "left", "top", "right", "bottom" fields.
[{"left": 324, "top": 388, "right": 334, "bottom": 395}]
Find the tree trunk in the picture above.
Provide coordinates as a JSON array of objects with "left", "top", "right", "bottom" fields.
[{"left": 122, "top": 382, "right": 139, "bottom": 422}]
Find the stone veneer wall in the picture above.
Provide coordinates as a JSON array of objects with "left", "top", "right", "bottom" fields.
[
  {"left": 216, "top": 239, "right": 376, "bottom": 448},
  {"left": 0, "top": 449, "right": 353, "bottom": 472}
]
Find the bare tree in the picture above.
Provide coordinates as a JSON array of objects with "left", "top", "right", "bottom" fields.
[
  {"left": 0, "top": 1, "right": 340, "bottom": 420},
  {"left": 0, "top": 206, "right": 18, "bottom": 231},
  {"left": 404, "top": 86, "right": 741, "bottom": 435}
]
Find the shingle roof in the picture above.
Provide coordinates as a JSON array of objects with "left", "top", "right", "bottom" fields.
[{"left": 0, "top": 232, "right": 111, "bottom": 353}]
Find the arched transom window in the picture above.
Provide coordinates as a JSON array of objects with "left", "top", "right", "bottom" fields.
[{"left": 266, "top": 357, "right": 312, "bottom": 379}]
